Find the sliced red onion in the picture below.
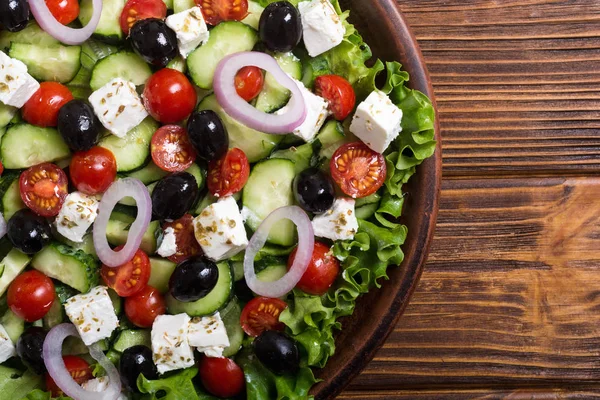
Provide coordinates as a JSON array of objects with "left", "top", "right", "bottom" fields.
[
  {"left": 244, "top": 206, "right": 314, "bottom": 297},
  {"left": 44, "top": 324, "right": 121, "bottom": 400},
  {"left": 93, "top": 178, "right": 152, "bottom": 267},
  {"left": 29, "top": 0, "right": 102, "bottom": 45},
  {"left": 213, "top": 52, "right": 307, "bottom": 134},
  {"left": 0, "top": 213, "right": 6, "bottom": 240}
]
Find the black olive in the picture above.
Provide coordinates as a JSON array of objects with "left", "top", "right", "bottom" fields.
[
  {"left": 293, "top": 168, "right": 335, "bottom": 214},
  {"left": 259, "top": 2, "right": 303, "bottom": 53},
  {"left": 186, "top": 110, "right": 229, "bottom": 162},
  {"left": 7, "top": 209, "right": 52, "bottom": 254},
  {"left": 16, "top": 327, "right": 47, "bottom": 374},
  {"left": 234, "top": 280, "right": 254, "bottom": 303},
  {"left": 129, "top": 18, "right": 178, "bottom": 67},
  {"left": 253, "top": 331, "right": 299, "bottom": 375},
  {"left": 57, "top": 100, "right": 102, "bottom": 152},
  {"left": 120, "top": 345, "right": 158, "bottom": 392},
  {"left": 169, "top": 257, "right": 219, "bottom": 302},
  {"left": 0, "top": 0, "right": 29, "bottom": 33},
  {"left": 151, "top": 172, "right": 199, "bottom": 220}
]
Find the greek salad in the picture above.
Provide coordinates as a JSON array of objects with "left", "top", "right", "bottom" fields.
[{"left": 0, "top": 0, "right": 436, "bottom": 398}]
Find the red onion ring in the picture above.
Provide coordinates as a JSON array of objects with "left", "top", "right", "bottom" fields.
[
  {"left": 44, "top": 324, "right": 121, "bottom": 400},
  {"left": 244, "top": 206, "right": 314, "bottom": 297},
  {"left": 93, "top": 178, "right": 151, "bottom": 267},
  {"left": 0, "top": 213, "right": 6, "bottom": 240},
  {"left": 213, "top": 52, "right": 307, "bottom": 134},
  {"left": 29, "top": 0, "right": 102, "bottom": 45}
]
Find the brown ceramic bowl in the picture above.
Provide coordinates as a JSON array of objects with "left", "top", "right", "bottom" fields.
[{"left": 311, "top": 1, "right": 442, "bottom": 399}]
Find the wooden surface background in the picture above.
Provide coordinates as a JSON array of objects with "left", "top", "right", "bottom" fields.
[{"left": 340, "top": 1, "right": 600, "bottom": 399}]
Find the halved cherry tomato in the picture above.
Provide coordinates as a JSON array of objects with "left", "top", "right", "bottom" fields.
[
  {"left": 143, "top": 69, "right": 197, "bottom": 123},
  {"left": 7, "top": 270, "right": 55, "bottom": 322},
  {"left": 70, "top": 146, "right": 117, "bottom": 195},
  {"left": 21, "top": 82, "right": 73, "bottom": 127},
  {"left": 151, "top": 125, "right": 197, "bottom": 173},
  {"left": 330, "top": 142, "right": 386, "bottom": 198},
  {"left": 198, "top": 356, "right": 245, "bottom": 398},
  {"left": 288, "top": 241, "right": 340, "bottom": 295},
  {"left": 207, "top": 148, "right": 250, "bottom": 197},
  {"left": 240, "top": 296, "right": 287, "bottom": 337},
  {"left": 125, "top": 285, "right": 166, "bottom": 328},
  {"left": 44, "top": 0, "right": 80, "bottom": 25},
  {"left": 19, "top": 163, "right": 68, "bottom": 217},
  {"left": 235, "top": 66, "right": 264, "bottom": 101},
  {"left": 45, "top": 356, "right": 92, "bottom": 397},
  {"left": 196, "top": 0, "right": 249, "bottom": 25},
  {"left": 162, "top": 214, "right": 202, "bottom": 263},
  {"left": 101, "top": 247, "right": 151, "bottom": 297},
  {"left": 120, "top": 0, "right": 167, "bottom": 35},
  {"left": 314, "top": 75, "right": 356, "bottom": 121}
]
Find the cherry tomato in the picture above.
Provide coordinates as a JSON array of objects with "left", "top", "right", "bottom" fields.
[
  {"left": 124, "top": 285, "right": 166, "bottom": 328},
  {"left": 240, "top": 296, "right": 287, "bottom": 337},
  {"left": 0, "top": 161, "right": 4, "bottom": 176},
  {"left": 151, "top": 125, "right": 197, "bottom": 173},
  {"left": 207, "top": 148, "right": 250, "bottom": 197},
  {"left": 21, "top": 82, "right": 73, "bottom": 128},
  {"left": 330, "top": 142, "right": 387, "bottom": 198},
  {"left": 45, "top": 356, "right": 92, "bottom": 397},
  {"left": 143, "top": 69, "right": 197, "bottom": 124},
  {"left": 235, "top": 66, "right": 264, "bottom": 102},
  {"left": 314, "top": 75, "right": 356, "bottom": 121},
  {"left": 196, "top": 0, "right": 249, "bottom": 26},
  {"left": 7, "top": 271, "right": 55, "bottom": 322},
  {"left": 120, "top": 0, "right": 167, "bottom": 35},
  {"left": 162, "top": 214, "right": 202, "bottom": 263},
  {"left": 70, "top": 147, "right": 117, "bottom": 195},
  {"left": 288, "top": 241, "right": 340, "bottom": 295},
  {"left": 198, "top": 356, "right": 245, "bottom": 398},
  {"left": 19, "top": 163, "right": 68, "bottom": 217},
  {"left": 101, "top": 247, "right": 151, "bottom": 297}
]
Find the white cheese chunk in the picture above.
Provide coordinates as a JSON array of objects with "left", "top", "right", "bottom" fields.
[
  {"left": 350, "top": 90, "right": 403, "bottom": 154},
  {"left": 193, "top": 196, "right": 248, "bottom": 261},
  {"left": 151, "top": 313, "right": 195, "bottom": 374},
  {"left": 88, "top": 78, "right": 148, "bottom": 138},
  {"left": 82, "top": 377, "right": 127, "bottom": 400},
  {"left": 0, "top": 51, "right": 40, "bottom": 108},
  {"left": 64, "top": 286, "right": 119, "bottom": 346},
  {"left": 55, "top": 192, "right": 100, "bottom": 243},
  {"left": 298, "top": 0, "right": 345, "bottom": 57},
  {"left": 165, "top": 6, "right": 210, "bottom": 58},
  {"left": 157, "top": 227, "right": 177, "bottom": 257},
  {"left": 0, "top": 324, "right": 15, "bottom": 363},
  {"left": 188, "top": 312, "right": 229, "bottom": 357},
  {"left": 312, "top": 198, "right": 358, "bottom": 241},
  {"left": 275, "top": 79, "right": 329, "bottom": 142}
]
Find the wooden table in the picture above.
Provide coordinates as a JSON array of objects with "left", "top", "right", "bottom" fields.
[{"left": 340, "top": 1, "right": 600, "bottom": 398}]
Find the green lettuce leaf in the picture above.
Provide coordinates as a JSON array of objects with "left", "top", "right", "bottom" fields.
[
  {"left": 137, "top": 369, "right": 204, "bottom": 400},
  {"left": 0, "top": 365, "right": 43, "bottom": 400},
  {"left": 21, "top": 390, "right": 72, "bottom": 400}
]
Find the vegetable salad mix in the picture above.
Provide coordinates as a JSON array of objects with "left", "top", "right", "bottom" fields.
[{"left": 0, "top": 0, "right": 436, "bottom": 398}]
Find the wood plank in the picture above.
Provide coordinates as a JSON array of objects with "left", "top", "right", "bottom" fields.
[{"left": 339, "top": 388, "right": 600, "bottom": 399}]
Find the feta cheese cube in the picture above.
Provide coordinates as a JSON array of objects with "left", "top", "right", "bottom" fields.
[
  {"left": 165, "top": 7, "right": 210, "bottom": 58},
  {"left": 298, "top": 0, "right": 345, "bottom": 57},
  {"left": 276, "top": 79, "right": 329, "bottom": 142},
  {"left": 88, "top": 78, "right": 148, "bottom": 138},
  {"left": 188, "top": 312, "right": 229, "bottom": 357},
  {"left": 193, "top": 196, "right": 248, "bottom": 261},
  {"left": 0, "top": 324, "right": 15, "bottom": 363},
  {"left": 157, "top": 227, "right": 177, "bottom": 257},
  {"left": 350, "top": 90, "right": 403, "bottom": 154},
  {"left": 64, "top": 286, "right": 119, "bottom": 346},
  {"left": 82, "top": 377, "right": 127, "bottom": 400},
  {"left": 55, "top": 192, "right": 100, "bottom": 243},
  {"left": 312, "top": 198, "right": 358, "bottom": 241},
  {"left": 151, "top": 314, "right": 195, "bottom": 374},
  {"left": 0, "top": 51, "right": 40, "bottom": 108}
]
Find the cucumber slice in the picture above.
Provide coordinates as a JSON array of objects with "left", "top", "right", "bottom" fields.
[
  {"left": 185, "top": 163, "right": 205, "bottom": 190},
  {"left": 80, "top": 39, "right": 120, "bottom": 71},
  {"left": 0, "top": 249, "right": 31, "bottom": 296},
  {"left": 270, "top": 143, "right": 314, "bottom": 174},
  {"left": 163, "top": 0, "right": 174, "bottom": 9},
  {"left": 31, "top": 243, "right": 100, "bottom": 293},
  {"left": 231, "top": 261, "right": 244, "bottom": 282},
  {"left": 166, "top": 262, "right": 232, "bottom": 316},
  {"left": 198, "top": 95, "right": 282, "bottom": 162},
  {"left": 68, "top": 66, "right": 93, "bottom": 89},
  {"left": 256, "top": 263, "right": 287, "bottom": 282},
  {"left": 0, "top": 173, "right": 25, "bottom": 220},
  {"left": 56, "top": 233, "right": 97, "bottom": 259},
  {"left": 1, "top": 124, "right": 71, "bottom": 169},
  {"left": 355, "top": 203, "right": 379, "bottom": 220},
  {"left": 173, "top": 0, "right": 195, "bottom": 13},
  {"left": 42, "top": 294, "right": 65, "bottom": 329},
  {"left": 242, "top": 1, "right": 265, "bottom": 30},
  {"left": 166, "top": 55, "right": 187, "bottom": 73},
  {"left": 0, "top": 21, "right": 60, "bottom": 51},
  {"left": 187, "top": 22, "right": 258, "bottom": 89},
  {"left": 317, "top": 120, "right": 346, "bottom": 160},
  {"left": 79, "top": 0, "right": 126, "bottom": 44},
  {"left": 90, "top": 52, "right": 153, "bottom": 91},
  {"left": 125, "top": 162, "right": 169, "bottom": 185},
  {"left": 0, "top": 309, "right": 24, "bottom": 343},
  {"left": 242, "top": 159, "right": 297, "bottom": 246},
  {"left": 99, "top": 118, "right": 159, "bottom": 172},
  {"left": 108, "top": 288, "right": 123, "bottom": 315},
  {"left": 113, "top": 330, "right": 151, "bottom": 352},
  {"left": 221, "top": 298, "right": 244, "bottom": 357},
  {"left": 148, "top": 257, "right": 177, "bottom": 294},
  {"left": 106, "top": 220, "right": 160, "bottom": 254},
  {"left": 9, "top": 43, "right": 81, "bottom": 83},
  {"left": 255, "top": 52, "right": 302, "bottom": 113},
  {"left": 0, "top": 104, "right": 17, "bottom": 130},
  {"left": 68, "top": 86, "right": 93, "bottom": 101}
]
